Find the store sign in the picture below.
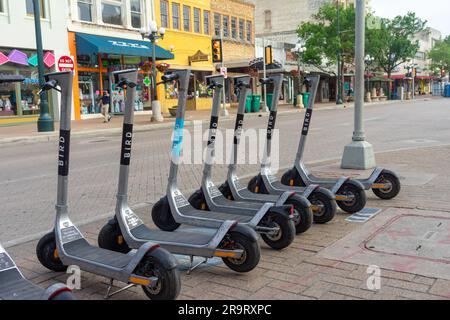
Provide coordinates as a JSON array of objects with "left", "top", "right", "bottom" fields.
[
  {"left": 108, "top": 40, "right": 149, "bottom": 50},
  {"left": 58, "top": 56, "right": 74, "bottom": 72},
  {"left": 189, "top": 50, "right": 210, "bottom": 64}
]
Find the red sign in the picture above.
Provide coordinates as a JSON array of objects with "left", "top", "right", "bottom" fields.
[{"left": 58, "top": 56, "right": 74, "bottom": 72}]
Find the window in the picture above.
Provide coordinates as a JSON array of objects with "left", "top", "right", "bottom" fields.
[
  {"left": 214, "top": 13, "right": 221, "bottom": 37},
  {"left": 193, "top": 8, "right": 200, "bottom": 33},
  {"left": 246, "top": 21, "right": 252, "bottom": 42},
  {"left": 130, "top": 0, "right": 142, "bottom": 28},
  {"left": 26, "top": 0, "right": 46, "bottom": 18},
  {"left": 183, "top": 5, "right": 190, "bottom": 32},
  {"left": 239, "top": 18, "right": 245, "bottom": 41},
  {"left": 231, "top": 17, "right": 237, "bottom": 39},
  {"left": 172, "top": 3, "right": 180, "bottom": 29},
  {"left": 222, "top": 15, "right": 229, "bottom": 38},
  {"left": 203, "top": 11, "right": 210, "bottom": 35},
  {"left": 0, "top": 0, "right": 4, "bottom": 13},
  {"left": 102, "top": 1, "right": 122, "bottom": 25},
  {"left": 78, "top": 0, "right": 93, "bottom": 22},
  {"left": 160, "top": 0, "right": 168, "bottom": 28},
  {"left": 264, "top": 10, "right": 272, "bottom": 29}
]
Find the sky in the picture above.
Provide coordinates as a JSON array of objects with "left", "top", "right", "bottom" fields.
[{"left": 370, "top": 0, "right": 450, "bottom": 36}]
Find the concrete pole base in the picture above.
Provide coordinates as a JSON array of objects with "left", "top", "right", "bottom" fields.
[
  {"left": 151, "top": 100, "right": 164, "bottom": 122},
  {"left": 341, "top": 140, "right": 376, "bottom": 170}
]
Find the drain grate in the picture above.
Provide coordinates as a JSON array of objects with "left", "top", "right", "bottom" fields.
[{"left": 346, "top": 208, "right": 382, "bottom": 223}]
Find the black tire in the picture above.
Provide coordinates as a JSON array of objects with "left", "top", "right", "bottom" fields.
[
  {"left": 139, "top": 249, "right": 181, "bottom": 300},
  {"left": 337, "top": 181, "right": 367, "bottom": 213},
  {"left": 286, "top": 195, "right": 313, "bottom": 234},
  {"left": 309, "top": 188, "right": 337, "bottom": 224},
  {"left": 218, "top": 182, "right": 234, "bottom": 200},
  {"left": 373, "top": 170, "right": 401, "bottom": 200},
  {"left": 151, "top": 196, "right": 180, "bottom": 232},
  {"left": 247, "top": 175, "right": 268, "bottom": 194},
  {"left": 260, "top": 213, "right": 295, "bottom": 250},
  {"left": 50, "top": 290, "right": 76, "bottom": 300},
  {"left": 281, "top": 168, "right": 305, "bottom": 187},
  {"left": 98, "top": 219, "right": 131, "bottom": 254},
  {"left": 36, "top": 232, "right": 67, "bottom": 272},
  {"left": 220, "top": 232, "right": 260, "bottom": 273},
  {"left": 188, "top": 189, "right": 209, "bottom": 210}
]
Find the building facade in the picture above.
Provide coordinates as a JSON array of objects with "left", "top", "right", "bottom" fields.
[{"left": 0, "top": 0, "right": 69, "bottom": 126}]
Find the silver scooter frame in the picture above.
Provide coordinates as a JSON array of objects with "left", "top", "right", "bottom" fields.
[{"left": 110, "top": 70, "right": 248, "bottom": 272}]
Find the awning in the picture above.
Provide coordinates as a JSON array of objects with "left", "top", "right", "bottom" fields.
[{"left": 75, "top": 33, "right": 174, "bottom": 60}]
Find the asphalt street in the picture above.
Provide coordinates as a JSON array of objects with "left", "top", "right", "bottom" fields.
[{"left": 1, "top": 97, "right": 449, "bottom": 245}]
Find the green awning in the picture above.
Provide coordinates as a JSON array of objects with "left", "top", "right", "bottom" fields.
[{"left": 75, "top": 33, "right": 174, "bottom": 60}]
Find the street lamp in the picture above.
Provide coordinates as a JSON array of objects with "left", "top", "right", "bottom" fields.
[
  {"left": 140, "top": 21, "right": 166, "bottom": 122},
  {"left": 405, "top": 60, "right": 418, "bottom": 100},
  {"left": 364, "top": 55, "right": 374, "bottom": 96},
  {"left": 33, "top": 0, "right": 54, "bottom": 132},
  {"left": 291, "top": 43, "right": 306, "bottom": 108}
]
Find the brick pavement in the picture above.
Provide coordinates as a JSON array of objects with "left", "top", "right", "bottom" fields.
[{"left": 5, "top": 145, "right": 450, "bottom": 300}]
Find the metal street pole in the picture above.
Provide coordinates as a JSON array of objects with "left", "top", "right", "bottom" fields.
[
  {"left": 33, "top": 0, "right": 54, "bottom": 132},
  {"left": 220, "top": 29, "right": 228, "bottom": 117},
  {"left": 336, "top": 2, "right": 343, "bottom": 105},
  {"left": 341, "top": 0, "right": 376, "bottom": 170},
  {"left": 262, "top": 38, "right": 268, "bottom": 112},
  {"left": 152, "top": 40, "right": 157, "bottom": 101}
]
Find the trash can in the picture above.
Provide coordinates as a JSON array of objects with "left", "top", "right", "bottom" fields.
[
  {"left": 252, "top": 95, "right": 261, "bottom": 113},
  {"left": 266, "top": 93, "right": 274, "bottom": 110},
  {"left": 245, "top": 95, "right": 253, "bottom": 113},
  {"left": 302, "top": 92, "right": 311, "bottom": 108},
  {"left": 445, "top": 84, "right": 450, "bottom": 97}
]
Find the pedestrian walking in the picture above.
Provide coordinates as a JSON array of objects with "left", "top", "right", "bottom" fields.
[{"left": 100, "top": 91, "right": 111, "bottom": 123}]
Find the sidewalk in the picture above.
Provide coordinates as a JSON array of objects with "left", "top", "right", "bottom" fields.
[
  {"left": 5, "top": 144, "right": 450, "bottom": 300},
  {"left": 0, "top": 97, "right": 435, "bottom": 145}
]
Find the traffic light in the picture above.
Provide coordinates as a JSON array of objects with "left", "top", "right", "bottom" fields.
[
  {"left": 212, "top": 39, "right": 223, "bottom": 63},
  {"left": 265, "top": 45, "right": 273, "bottom": 65}
]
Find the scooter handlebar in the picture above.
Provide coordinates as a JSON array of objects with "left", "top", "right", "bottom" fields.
[
  {"left": 38, "top": 79, "right": 60, "bottom": 95},
  {"left": 161, "top": 73, "right": 180, "bottom": 83},
  {"left": 259, "top": 77, "right": 274, "bottom": 85}
]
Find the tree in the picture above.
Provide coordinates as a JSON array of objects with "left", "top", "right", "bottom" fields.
[{"left": 429, "top": 36, "right": 450, "bottom": 78}]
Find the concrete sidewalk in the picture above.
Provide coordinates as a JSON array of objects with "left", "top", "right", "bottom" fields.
[
  {"left": 5, "top": 144, "right": 450, "bottom": 300},
  {"left": 0, "top": 97, "right": 435, "bottom": 145}
]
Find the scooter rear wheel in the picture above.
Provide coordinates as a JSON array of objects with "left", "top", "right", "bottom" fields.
[
  {"left": 260, "top": 214, "right": 295, "bottom": 250},
  {"left": 286, "top": 195, "right": 313, "bottom": 234},
  {"left": 36, "top": 232, "right": 67, "bottom": 272},
  {"left": 152, "top": 196, "right": 181, "bottom": 232},
  {"left": 220, "top": 232, "right": 260, "bottom": 273},
  {"left": 308, "top": 188, "right": 337, "bottom": 224},
  {"left": 337, "top": 181, "right": 367, "bottom": 213},
  {"left": 373, "top": 170, "right": 401, "bottom": 200},
  {"left": 139, "top": 249, "right": 181, "bottom": 300},
  {"left": 98, "top": 219, "right": 131, "bottom": 254}
]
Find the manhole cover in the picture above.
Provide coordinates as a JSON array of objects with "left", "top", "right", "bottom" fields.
[{"left": 365, "top": 215, "right": 450, "bottom": 262}]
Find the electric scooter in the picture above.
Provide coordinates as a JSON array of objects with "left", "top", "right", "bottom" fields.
[
  {"left": 151, "top": 71, "right": 295, "bottom": 250},
  {"left": 281, "top": 82, "right": 401, "bottom": 202},
  {"left": 97, "top": 69, "right": 261, "bottom": 274},
  {"left": 0, "top": 74, "right": 75, "bottom": 301},
  {"left": 189, "top": 75, "right": 313, "bottom": 235},
  {"left": 217, "top": 75, "right": 336, "bottom": 228},
  {"left": 35, "top": 71, "right": 181, "bottom": 300},
  {"left": 248, "top": 75, "right": 367, "bottom": 214}
]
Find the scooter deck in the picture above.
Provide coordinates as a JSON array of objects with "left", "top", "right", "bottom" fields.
[
  {"left": 131, "top": 225, "right": 216, "bottom": 245},
  {"left": 211, "top": 196, "right": 267, "bottom": 211},
  {"left": 179, "top": 205, "right": 253, "bottom": 223},
  {"left": 64, "top": 239, "right": 133, "bottom": 268},
  {"left": 268, "top": 180, "right": 307, "bottom": 194},
  {"left": 237, "top": 188, "right": 281, "bottom": 202},
  {"left": 0, "top": 269, "right": 44, "bottom": 300}
]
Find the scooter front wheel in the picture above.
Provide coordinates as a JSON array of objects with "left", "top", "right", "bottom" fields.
[
  {"left": 309, "top": 188, "right": 337, "bottom": 224},
  {"left": 49, "top": 290, "right": 76, "bottom": 300},
  {"left": 152, "top": 196, "right": 181, "bottom": 232},
  {"left": 36, "top": 232, "right": 67, "bottom": 272},
  {"left": 337, "top": 181, "right": 367, "bottom": 213},
  {"left": 98, "top": 219, "right": 131, "bottom": 254},
  {"left": 220, "top": 232, "right": 260, "bottom": 273},
  {"left": 373, "top": 170, "right": 401, "bottom": 200},
  {"left": 247, "top": 175, "right": 268, "bottom": 194},
  {"left": 218, "top": 182, "right": 234, "bottom": 200},
  {"left": 260, "top": 214, "right": 295, "bottom": 250},
  {"left": 139, "top": 248, "right": 181, "bottom": 300},
  {"left": 285, "top": 195, "right": 313, "bottom": 234},
  {"left": 188, "top": 189, "right": 209, "bottom": 210}
]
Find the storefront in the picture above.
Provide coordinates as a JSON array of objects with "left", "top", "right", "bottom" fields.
[
  {"left": 69, "top": 32, "right": 174, "bottom": 120},
  {"left": 0, "top": 47, "right": 56, "bottom": 125}
]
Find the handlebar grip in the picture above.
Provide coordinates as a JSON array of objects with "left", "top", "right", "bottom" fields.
[
  {"left": 38, "top": 79, "right": 59, "bottom": 94},
  {"left": 259, "top": 78, "right": 273, "bottom": 85},
  {"left": 161, "top": 73, "right": 180, "bottom": 82}
]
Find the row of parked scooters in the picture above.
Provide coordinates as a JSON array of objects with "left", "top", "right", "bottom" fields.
[{"left": 0, "top": 69, "right": 400, "bottom": 300}]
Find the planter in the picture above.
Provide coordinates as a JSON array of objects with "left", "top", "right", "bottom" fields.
[{"left": 169, "top": 106, "right": 178, "bottom": 117}]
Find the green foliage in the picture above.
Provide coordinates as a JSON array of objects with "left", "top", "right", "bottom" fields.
[{"left": 429, "top": 36, "right": 450, "bottom": 74}]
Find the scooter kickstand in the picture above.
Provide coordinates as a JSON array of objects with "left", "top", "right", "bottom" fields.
[
  {"left": 187, "top": 256, "right": 208, "bottom": 275},
  {"left": 104, "top": 279, "right": 135, "bottom": 299}
]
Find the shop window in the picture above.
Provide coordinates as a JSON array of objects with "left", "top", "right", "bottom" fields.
[
  {"left": 26, "top": 0, "right": 46, "bottom": 18},
  {"left": 0, "top": 0, "right": 4, "bottom": 13},
  {"left": 172, "top": 3, "right": 180, "bottom": 30},
  {"left": 213, "top": 13, "right": 221, "bottom": 37},
  {"left": 239, "top": 19, "right": 245, "bottom": 41},
  {"left": 222, "top": 15, "right": 229, "bottom": 38},
  {"left": 183, "top": 5, "right": 191, "bottom": 32},
  {"left": 160, "top": 0, "right": 168, "bottom": 28},
  {"left": 102, "top": 0, "right": 123, "bottom": 26},
  {"left": 193, "top": 8, "right": 200, "bottom": 33},
  {"left": 246, "top": 21, "right": 252, "bottom": 42},
  {"left": 130, "top": 0, "right": 142, "bottom": 28},
  {"left": 203, "top": 11, "right": 210, "bottom": 35},
  {"left": 231, "top": 17, "right": 237, "bottom": 39},
  {"left": 77, "top": 0, "right": 93, "bottom": 22}
]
